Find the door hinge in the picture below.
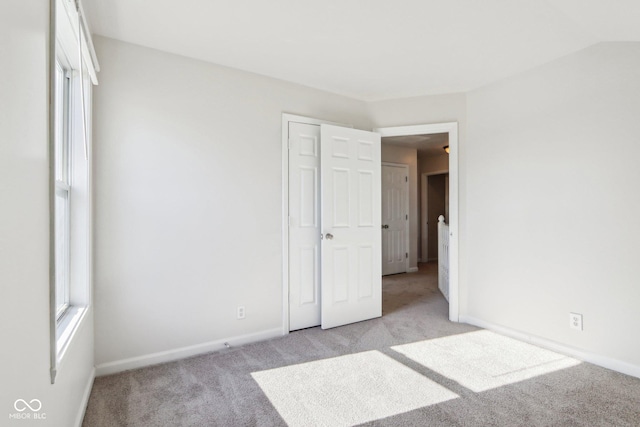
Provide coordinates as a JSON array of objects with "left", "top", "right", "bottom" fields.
[
  {"left": 405, "top": 176, "right": 408, "bottom": 182},
  {"left": 406, "top": 214, "right": 408, "bottom": 220},
  {"left": 405, "top": 253, "right": 408, "bottom": 259}
]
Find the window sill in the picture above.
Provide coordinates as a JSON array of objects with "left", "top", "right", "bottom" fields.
[{"left": 56, "top": 305, "right": 88, "bottom": 365}]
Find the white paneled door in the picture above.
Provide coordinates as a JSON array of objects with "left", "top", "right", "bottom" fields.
[
  {"left": 320, "top": 124, "right": 382, "bottom": 329},
  {"left": 288, "top": 121, "right": 382, "bottom": 331},
  {"left": 288, "top": 122, "right": 322, "bottom": 331},
  {"left": 381, "top": 164, "right": 409, "bottom": 275}
]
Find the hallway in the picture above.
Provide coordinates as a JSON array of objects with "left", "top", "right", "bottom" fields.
[{"left": 382, "top": 261, "right": 445, "bottom": 316}]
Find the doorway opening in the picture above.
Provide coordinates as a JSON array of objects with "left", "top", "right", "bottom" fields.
[
  {"left": 422, "top": 171, "right": 449, "bottom": 262},
  {"left": 376, "top": 123, "right": 459, "bottom": 322}
]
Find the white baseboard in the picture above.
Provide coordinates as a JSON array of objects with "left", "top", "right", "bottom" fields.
[
  {"left": 460, "top": 315, "right": 640, "bottom": 380},
  {"left": 75, "top": 367, "right": 95, "bottom": 427},
  {"left": 95, "top": 328, "right": 282, "bottom": 376},
  {"left": 408, "top": 267, "right": 419, "bottom": 273}
]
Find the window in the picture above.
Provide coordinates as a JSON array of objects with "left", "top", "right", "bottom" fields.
[
  {"left": 54, "top": 60, "right": 72, "bottom": 320},
  {"left": 51, "top": 52, "right": 94, "bottom": 348},
  {"left": 50, "top": 0, "right": 99, "bottom": 383}
]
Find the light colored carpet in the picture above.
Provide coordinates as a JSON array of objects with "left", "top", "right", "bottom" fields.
[{"left": 83, "top": 263, "right": 640, "bottom": 426}]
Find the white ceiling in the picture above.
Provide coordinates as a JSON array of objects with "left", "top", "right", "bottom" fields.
[{"left": 83, "top": 0, "right": 640, "bottom": 101}]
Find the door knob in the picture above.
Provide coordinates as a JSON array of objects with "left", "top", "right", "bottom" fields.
[
  {"left": 325, "top": 233, "right": 334, "bottom": 240},
  {"left": 382, "top": 225, "right": 389, "bottom": 229}
]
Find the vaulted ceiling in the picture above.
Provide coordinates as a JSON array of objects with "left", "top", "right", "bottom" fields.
[{"left": 83, "top": 0, "right": 640, "bottom": 101}]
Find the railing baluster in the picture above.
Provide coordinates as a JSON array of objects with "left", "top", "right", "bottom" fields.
[{"left": 438, "top": 215, "right": 450, "bottom": 302}]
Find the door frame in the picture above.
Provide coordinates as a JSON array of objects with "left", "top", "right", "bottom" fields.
[
  {"left": 375, "top": 123, "right": 460, "bottom": 322},
  {"left": 421, "top": 170, "right": 448, "bottom": 262},
  {"left": 281, "top": 113, "right": 349, "bottom": 336},
  {"left": 381, "top": 162, "right": 410, "bottom": 275}
]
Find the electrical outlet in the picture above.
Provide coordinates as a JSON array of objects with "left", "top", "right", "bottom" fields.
[
  {"left": 569, "top": 312, "right": 583, "bottom": 331},
  {"left": 237, "top": 306, "right": 245, "bottom": 320}
]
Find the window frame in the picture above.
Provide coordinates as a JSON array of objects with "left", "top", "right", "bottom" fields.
[
  {"left": 50, "top": 0, "right": 98, "bottom": 383},
  {"left": 54, "top": 58, "right": 72, "bottom": 322}
]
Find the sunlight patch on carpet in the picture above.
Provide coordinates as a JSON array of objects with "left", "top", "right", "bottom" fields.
[
  {"left": 392, "top": 330, "right": 581, "bottom": 393},
  {"left": 251, "top": 350, "right": 458, "bottom": 427}
]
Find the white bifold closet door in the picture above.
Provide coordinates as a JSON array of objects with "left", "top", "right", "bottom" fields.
[
  {"left": 289, "top": 122, "right": 381, "bottom": 331},
  {"left": 289, "top": 122, "right": 322, "bottom": 331}
]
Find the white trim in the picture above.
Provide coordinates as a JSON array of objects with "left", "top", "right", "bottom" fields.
[
  {"left": 95, "top": 328, "right": 282, "bottom": 376},
  {"left": 56, "top": 306, "right": 88, "bottom": 361},
  {"left": 57, "top": 0, "right": 99, "bottom": 84},
  {"left": 382, "top": 162, "right": 410, "bottom": 274},
  {"left": 77, "top": 0, "right": 100, "bottom": 73},
  {"left": 376, "top": 123, "right": 457, "bottom": 137},
  {"left": 460, "top": 315, "right": 640, "bottom": 380},
  {"left": 375, "top": 122, "right": 459, "bottom": 322},
  {"left": 53, "top": 307, "right": 92, "bottom": 382},
  {"left": 74, "top": 367, "right": 95, "bottom": 427},
  {"left": 407, "top": 267, "right": 419, "bottom": 273},
  {"left": 281, "top": 113, "right": 349, "bottom": 336}
]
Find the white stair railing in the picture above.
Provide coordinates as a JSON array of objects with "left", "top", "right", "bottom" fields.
[{"left": 438, "top": 215, "right": 450, "bottom": 302}]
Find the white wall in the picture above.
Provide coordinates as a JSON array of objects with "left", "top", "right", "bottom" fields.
[
  {"left": 381, "top": 145, "right": 418, "bottom": 269},
  {"left": 0, "top": 2, "right": 94, "bottom": 426},
  {"left": 92, "top": 37, "right": 370, "bottom": 368},
  {"left": 465, "top": 42, "right": 640, "bottom": 370}
]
